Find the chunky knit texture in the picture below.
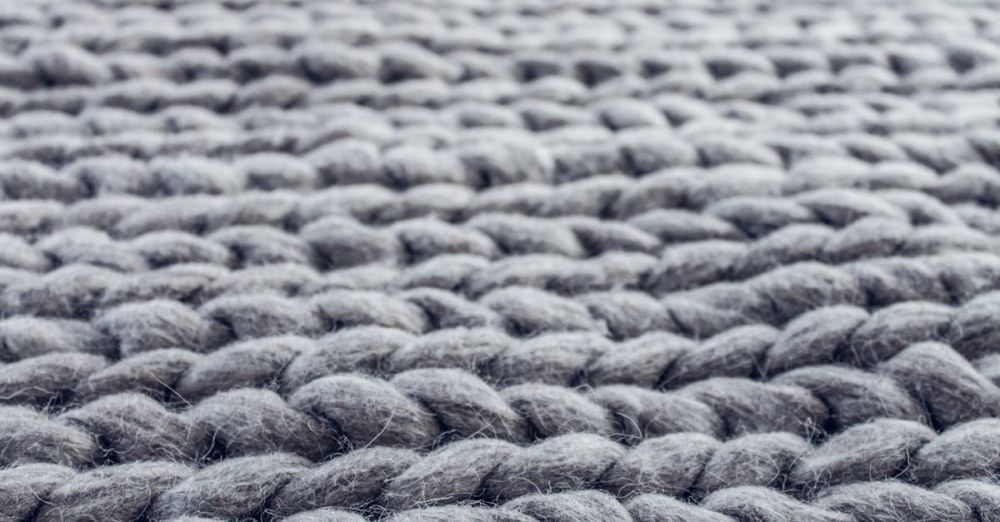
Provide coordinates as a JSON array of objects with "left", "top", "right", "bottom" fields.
[{"left": 4, "top": 0, "right": 1000, "bottom": 520}]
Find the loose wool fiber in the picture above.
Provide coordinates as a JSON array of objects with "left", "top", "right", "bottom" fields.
[{"left": 4, "top": 0, "right": 1000, "bottom": 521}]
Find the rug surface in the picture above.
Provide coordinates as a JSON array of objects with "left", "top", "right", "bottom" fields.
[{"left": 4, "top": 0, "right": 1000, "bottom": 521}]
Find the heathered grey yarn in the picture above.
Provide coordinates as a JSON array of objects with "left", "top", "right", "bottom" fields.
[
  {"left": 5, "top": 0, "right": 1000, "bottom": 521},
  {"left": 0, "top": 464, "right": 74, "bottom": 521},
  {"left": 35, "top": 461, "right": 191, "bottom": 522}
]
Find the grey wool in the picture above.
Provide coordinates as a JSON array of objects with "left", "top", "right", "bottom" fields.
[{"left": 4, "top": 0, "right": 1000, "bottom": 521}]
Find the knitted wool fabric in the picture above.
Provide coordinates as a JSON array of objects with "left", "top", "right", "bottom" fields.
[{"left": 3, "top": 0, "right": 1000, "bottom": 520}]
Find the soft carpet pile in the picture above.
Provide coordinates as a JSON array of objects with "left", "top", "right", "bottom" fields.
[{"left": 4, "top": 0, "right": 1000, "bottom": 521}]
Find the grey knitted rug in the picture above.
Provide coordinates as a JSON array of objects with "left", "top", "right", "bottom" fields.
[{"left": 6, "top": 0, "right": 1000, "bottom": 521}]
